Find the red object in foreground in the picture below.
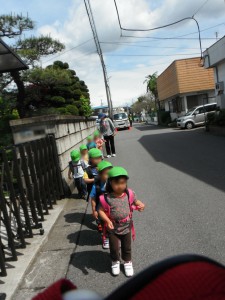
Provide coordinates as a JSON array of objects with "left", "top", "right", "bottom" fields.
[
  {"left": 106, "top": 255, "right": 225, "bottom": 300},
  {"left": 32, "top": 279, "right": 76, "bottom": 300},
  {"left": 131, "top": 262, "right": 225, "bottom": 300}
]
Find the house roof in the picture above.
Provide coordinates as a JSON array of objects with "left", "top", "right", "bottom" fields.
[
  {"left": 157, "top": 57, "right": 215, "bottom": 101},
  {"left": 0, "top": 38, "right": 29, "bottom": 73}
]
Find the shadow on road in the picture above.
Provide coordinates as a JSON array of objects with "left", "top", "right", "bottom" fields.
[
  {"left": 67, "top": 229, "right": 102, "bottom": 246},
  {"left": 70, "top": 250, "right": 111, "bottom": 275},
  {"left": 64, "top": 213, "right": 97, "bottom": 231},
  {"left": 139, "top": 129, "right": 225, "bottom": 192},
  {"left": 135, "top": 125, "right": 166, "bottom": 131}
]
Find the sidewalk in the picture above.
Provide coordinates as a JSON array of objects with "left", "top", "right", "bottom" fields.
[{"left": 11, "top": 199, "right": 87, "bottom": 300}]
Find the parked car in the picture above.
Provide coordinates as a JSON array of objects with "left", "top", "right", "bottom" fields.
[
  {"left": 113, "top": 112, "right": 130, "bottom": 130},
  {"left": 177, "top": 103, "right": 217, "bottom": 129}
]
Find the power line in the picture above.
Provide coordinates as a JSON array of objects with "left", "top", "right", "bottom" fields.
[
  {"left": 120, "top": 35, "right": 216, "bottom": 40},
  {"left": 105, "top": 53, "right": 200, "bottom": 57},
  {"left": 192, "top": 0, "right": 210, "bottom": 17},
  {"left": 174, "top": 22, "right": 225, "bottom": 38},
  {"left": 84, "top": 0, "right": 113, "bottom": 117},
  {"left": 113, "top": 0, "right": 203, "bottom": 57},
  {"left": 43, "top": 38, "right": 94, "bottom": 63},
  {"left": 100, "top": 42, "right": 200, "bottom": 50}
]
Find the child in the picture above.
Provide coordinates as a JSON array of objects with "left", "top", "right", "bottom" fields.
[
  {"left": 93, "top": 130, "right": 104, "bottom": 152},
  {"left": 98, "top": 166, "right": 145, "bottom": 277},
  {"left": 83, "top": 148, "right": 102, "bottom": 201},
  {"left": 90, "top": 160, "right": 113, "bottom": 249},
  {"left": 86, "top": 135, "right": 96, "bottom": 150},
  {"left": 79, "top": 144, "right": 89, "bottom": 167},
  {"left": 68, "top": 150, "right": 87, "bottom": 199}
]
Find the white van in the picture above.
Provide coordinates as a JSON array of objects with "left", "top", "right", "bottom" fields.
[
  {"left": 113, "top": 112, "right": 130, "bottom": 130},
  {"left": 177, "top": 103, "right": 217, "bottom": 129}
]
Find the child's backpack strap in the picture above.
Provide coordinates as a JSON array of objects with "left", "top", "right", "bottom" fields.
[
  {"left": 126, "top": 188, "right": 137, "bottom": 241},
  {"left": 99, "top": 194, "right": 110, "bottom": 215},
  {"left": 80, "top": 160, "right": 86, "bottom": 171},
  {"left": 127, "top": 188, "right": 138, "bottom": 211}
]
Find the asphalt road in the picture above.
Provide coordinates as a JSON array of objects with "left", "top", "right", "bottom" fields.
[{"left": 67, "top": 124, "right": 225, "bottom": 297}]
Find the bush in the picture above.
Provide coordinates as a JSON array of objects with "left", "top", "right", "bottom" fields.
[
  {"left": 206, "top": 112, "right": 216, "bottom": 124},
  {"left": 66, "top": 105, "right": 79, "bottom": 115},
  {"left": 207, "top": 109, "right": 225, "bottom": 126},
  {"left": 158, "top": 111, "right": 171, "bottom": 126},
  {"left": 57, "top": 107, "right": 70, "bottom": 115},
  {"left": 50, "top": 96, "right": 65, "bottom": 105}
]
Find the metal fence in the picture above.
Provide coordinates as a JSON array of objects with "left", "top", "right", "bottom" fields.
[{"left": 0, "top": 135, "right": 63, "bottom": 277}]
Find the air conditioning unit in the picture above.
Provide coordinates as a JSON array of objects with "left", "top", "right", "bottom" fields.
[{"left": 215, "top": 82, "right": 224, "bottom": 92}]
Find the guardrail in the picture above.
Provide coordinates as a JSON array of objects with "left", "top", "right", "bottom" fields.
[{"left": 0, "top": 135, "right": 64, "bottom": 277}]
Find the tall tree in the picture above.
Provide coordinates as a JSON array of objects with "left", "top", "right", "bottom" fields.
[
  {"left": 144, "top": 72, "right": 159, "bottom": 110},
  {"left": 0, "top": 14, "right": 65, "bottom": 117},
  {"left": 24, "top": 60, "right": 91, "bottom": 116}
]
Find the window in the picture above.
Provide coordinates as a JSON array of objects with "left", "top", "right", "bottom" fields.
[
  {"left": 113, "top": 113, "right": 127, "bottom": 120},
  {"left": 199, "top": 107, "right": 205, "bottom": 114},
  {"left": 169, "top": 97, "right": 183, "bottom": 113},
  {"left": 205, "top": 104, "right": 217, "bottom": 112}
]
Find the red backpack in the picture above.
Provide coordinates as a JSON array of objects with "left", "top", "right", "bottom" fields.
[{"left": 99, "top": 188, "right": 138, "bottom": 241}]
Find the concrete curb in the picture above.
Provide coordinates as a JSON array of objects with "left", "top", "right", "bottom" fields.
[{"left": 2, "top": 199, "right": 68, "bottom": 300}]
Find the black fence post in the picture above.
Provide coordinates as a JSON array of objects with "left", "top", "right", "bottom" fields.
[{"left": 1, "top": 150, "right": 26, "bottom": 248}]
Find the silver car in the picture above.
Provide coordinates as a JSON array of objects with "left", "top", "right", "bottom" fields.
[
  {"left": 113, "top": 112, "right": 130, "bottom": 130},
  {"left": 177, "top": 103, "right": 217, "bottom": 129}
]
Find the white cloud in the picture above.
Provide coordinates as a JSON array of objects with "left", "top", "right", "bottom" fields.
[{"left": 37, "top": 0, "right": 225, "bottom": 107}]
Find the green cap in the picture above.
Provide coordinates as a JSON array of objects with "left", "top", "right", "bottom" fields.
[
  {"left": 108, "top": 166, "right": 129, "bottom": 179},
  {"left": 70, "top": 150, "right": 81, "bottom": 162},
  {"left": 93, "top": 130, "right": 100, "bottom": 137},
  {"left": 89, "top": 148, "right": 102, "bottom": 158},
  {"left": 87, "top": 135, "right": 92, "bottom": 141},
  {"left": 97, "top": 160, "right": 112, "bottom": 172},
  {"left": 80, "top": 144, "right": 87, "bottom": 151}
]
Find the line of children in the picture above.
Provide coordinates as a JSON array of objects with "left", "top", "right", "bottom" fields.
[
  {"left": 69, "top": 135, "right": 145, "bottom": 278},
  {"left": 86, "top": 135, "right": 96, "bottom": 150},
  {"left": 91, "top": 164, "right": 145, "bottom": 278},
  {"left": 68, "top": 150, "right": 87, "bottom": 199},
  {"left": 90, "top": 160, "right": 113, "bottom": 249}
]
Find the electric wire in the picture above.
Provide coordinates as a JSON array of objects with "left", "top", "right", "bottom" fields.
[
  {"left": 113, "top": 0, "right": 204, "bottom": 57},
  {"left": 192, "top": 0, "right": 210, "bottom": 17},
  {"left": 100, "top": 42, "right": 200, "bottom": 50},
  {"left": 43, "top": 38, "right": 94, "bottom": 63}
]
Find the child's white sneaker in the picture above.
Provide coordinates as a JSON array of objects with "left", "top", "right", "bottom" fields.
[
  {"left": 102, "top": 238, "right": 109, "bottom": 249},
  {"left": 106, "top": 155, "right": 111, "bottom": 158},
  {"left": 112, "top": 154, "right": 116, "bottom": 157},
  {"left": 124, "top": 261, "right": 134, "bottom": 277},
  {"left": 112, "top": 261, "right": 120, "bottom": 276}
]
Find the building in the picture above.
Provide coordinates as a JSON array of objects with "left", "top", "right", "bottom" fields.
[
  {"left": 92, "top": 105, "right": 130, "bottom": 117},
  {"left": 92, "top": 105, "right": 109, "bottom": 117},
  {"left": 203, "top": 36, "right": 225, "bottom": 109},
  {"left": 157, "top": 57, "right": 215, "bottom": 120}
]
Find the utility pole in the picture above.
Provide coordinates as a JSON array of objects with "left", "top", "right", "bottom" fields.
[{"left": 84, "top": 0, "right": 113, "bottom": 118}]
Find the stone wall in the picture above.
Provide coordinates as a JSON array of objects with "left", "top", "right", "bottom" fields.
[{"left": 10, "top": 115, "right": 96, "bottom": 195}]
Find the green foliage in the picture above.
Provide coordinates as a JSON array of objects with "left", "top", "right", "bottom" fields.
[
  {"left": 0, "top": 96, "right": 19, "bottom": 148},
  {"left": 144, "top": 72, "right": 158, "bottom": 98},
  {"left": 158, "top": 111, "right": 171, "bottom": 126},
  {"left": 79, "top": 96, "right": 92, "bottom": 117},
  {"left": 50, "top": 96, "right": 66, "bottom": 105},
  {"left": 65, "top": 105, "right": 79, "bottom": 115},
  {"left": 27, "top": 67, "right": 72, "bottom": 86},
  {"left": 131, "top": 94, "right": 155, "bottom": 114},
  {"left": 0, "top": 14, "right": 34, "bottom": 37},
  {"left": 17, "top": 36, "right": 65, "bottom": 65},
  {"left": 207, "top": 109, "right": 225, "bottom": 126}
]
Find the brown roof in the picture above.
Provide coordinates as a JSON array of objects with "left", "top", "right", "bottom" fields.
[{"left": 157, "top": 57, "right": 215, "bottom": 101}]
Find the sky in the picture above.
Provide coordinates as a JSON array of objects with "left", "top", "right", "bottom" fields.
[{"left": 1, "top": 0, "right": 225, "bottom": 107}]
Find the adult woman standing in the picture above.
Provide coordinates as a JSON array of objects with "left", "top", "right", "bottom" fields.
[{"left": 99, "top": 113, "right": 116, "bottom": 158}]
